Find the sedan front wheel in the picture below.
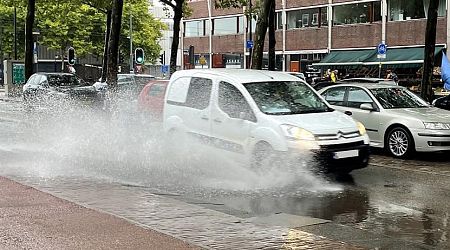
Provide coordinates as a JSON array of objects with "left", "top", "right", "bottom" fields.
[{"left": 386, "top": 127, "right": 415, "bottom": 158}]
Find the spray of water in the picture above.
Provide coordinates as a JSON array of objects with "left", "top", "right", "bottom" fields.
[{"left": 5, "top": 96, "right": 342, "bottom": 197}]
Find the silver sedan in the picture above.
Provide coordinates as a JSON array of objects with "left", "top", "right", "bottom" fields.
[{"left": 318, "top": 83, "right": 450, "bottom": 158}]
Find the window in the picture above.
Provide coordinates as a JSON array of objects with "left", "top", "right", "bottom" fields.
[
  {"left": 185, "top": 20, "right": 204, "bottom": 37},
  {"left": 276, "top": 12, "right": 283, "bottom": 30},
  {"left": 238, "top": 16, "right": 244, "bottom": 33},
  {"left": 148, "top": 84, "right": 166, "bottom": 97},
  {"left": 286, "top": 8, "right": 326, "bottom": 29},
  {"left": 185, "top": 77, "right": 212, "bottom": 110},
  {"left": 219, "top": 81, "right": 255, "bottom": 121},
  {"left": 167, "top": 77, "right": 190, "bottom": 103},
  {"left": 214, "top": 17, "right": 238, "bottom": 35},
  {"left": 323, "top": 87, "right": 346, "bottom": 106},
  {"left": 333, "top": 2, "right": 381, "bottom": 25},
  {"left": 388, "top": 0, "right": 446, "bottom": 21},
  {"left": 347, "top": 87, "right": 374, "bottom": 108}
]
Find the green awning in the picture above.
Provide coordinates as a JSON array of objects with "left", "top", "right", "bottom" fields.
[
  {"left": 313, "top": 49, "right": 376, "bottom": 68},
  {"left": 313, "top": 46, "right": 445, "bottom": 69},
  {"left": 364, "top": 46, "right": 444, "bottom": 66}
]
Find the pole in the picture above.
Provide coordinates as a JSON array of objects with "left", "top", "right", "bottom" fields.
[
  {"left": 13, "top": 6, "right": 17, "bottom": 60},
  {"left": 281, "top": 0, "right": 286, "bottom": 71},
  {"left": 378, "top": 59, "right": 382, "bottom": 78},
  {"left": 243, "top": 6, "right": 247, "bottom": 69},
  {"left": 129, "top": 10, "right": 133, "bottom": 73},
  {"left": 249, "top": 0, "right": 253, "bottom": 68}
]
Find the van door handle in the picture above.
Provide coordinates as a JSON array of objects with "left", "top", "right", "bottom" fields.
[
  {"left": 213, "top": 118, "right": 222, "bottom": 123},
  {"left": 201, "top": 116, "right": 209, "bottom": 121},
  {"left": 344, "top": 111, "right": 352, "bottom": 116}
]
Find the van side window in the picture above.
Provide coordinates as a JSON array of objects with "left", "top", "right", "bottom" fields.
[
  {"left": 219, "top": 81, "right": 255, "bottom": 121},
  {"left": 323, "top": 87, "right": 346, "bottom": 106},
  {"left": 167, "top": 77, "right": 191, "bottom": 104},
  {"left": 185, "top": 77, "right": 212, "bottom": 110}
]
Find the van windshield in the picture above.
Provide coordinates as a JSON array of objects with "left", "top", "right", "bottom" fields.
[{"left": 244, "top": 81, "right": 331, "bottom": 115}]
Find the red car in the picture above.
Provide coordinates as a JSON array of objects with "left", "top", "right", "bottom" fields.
[{"left": 138, "top": 80, "right": 169, "bottom": 120}]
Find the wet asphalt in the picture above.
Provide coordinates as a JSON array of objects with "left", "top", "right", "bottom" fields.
[{"left": 0, "top": 99, "right": 449, "bottom": 249}]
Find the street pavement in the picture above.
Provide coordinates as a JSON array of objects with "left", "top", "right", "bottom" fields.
[{"left": 0, "top": 97, "right": 449, "bottom": 249}]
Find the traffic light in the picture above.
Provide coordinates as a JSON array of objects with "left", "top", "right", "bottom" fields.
[
  {"left": 135, "top": 48, "right": 144, "bottom": 65},
  {"left": 159, "top": 54, "right": 164, "bottom": 65},
  {"left": 68, "top": 47, "right": 75, "bottom": 65}
]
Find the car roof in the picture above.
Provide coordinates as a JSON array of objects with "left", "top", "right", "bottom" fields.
[
  {"left": 119, "top": 74, "right": 155, "bottom": 78},
  {"left": 323, "top": 82, "right": 404, "bottom": 90},
  {"left": 37, "top": 73, "right": 75, "bottom": 76},
  {"left": 343, "top": 77, "right": 395, "bottom": 83},
  {"left": 171, "top": 69, "right": 300, "bottom": 84}
]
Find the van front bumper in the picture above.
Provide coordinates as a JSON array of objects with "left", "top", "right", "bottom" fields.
[{"left": 312, "top": 141, "right": 370, "bottom": 173}]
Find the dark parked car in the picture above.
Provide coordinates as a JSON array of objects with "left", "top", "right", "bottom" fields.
[
  {"left": 23, "top": 73, "right": 101, "bottom": 110},
  {"left": 93, "top": 74, "right": 156, "bottom": 99},
  {"left": 433, "top": 95, "right": 450, "bottom": 110}
]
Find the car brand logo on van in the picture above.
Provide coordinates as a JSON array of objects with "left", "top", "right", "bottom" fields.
[{"left": 337, "top": 131, "right": 343, "bottom": 139}]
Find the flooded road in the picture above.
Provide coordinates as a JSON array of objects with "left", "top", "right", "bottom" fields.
[{"left": 1, "top": 99, "right": 449, "bottom": 249}]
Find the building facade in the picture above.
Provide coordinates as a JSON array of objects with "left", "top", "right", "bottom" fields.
[{"left": 183, "top": 0, "right": 450, "bottom": 78}]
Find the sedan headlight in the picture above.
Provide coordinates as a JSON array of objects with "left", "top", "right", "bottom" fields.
[
  {"left": 356, "top": 122, "right": 367, "bottom": 135},
  {"left": 280, "top": 125, "right": 315, "bottom": 141},
  {"left": 423, "top": 122, "right": 450, "bottom": 130}
]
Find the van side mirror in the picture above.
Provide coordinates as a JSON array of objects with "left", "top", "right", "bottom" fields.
[{"left": 360, "top": 103, "right": 375, "bottom": 111}]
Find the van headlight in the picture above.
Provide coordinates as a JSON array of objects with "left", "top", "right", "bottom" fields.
[
  {"left": 280, "top": 125, "right": 315, "bottom": 141},
  {"left": 356, "top": 122, "right": 367, "bottom": 135},
  {"left": 424, "top": 122, "right": 450, "bottom": 130}
]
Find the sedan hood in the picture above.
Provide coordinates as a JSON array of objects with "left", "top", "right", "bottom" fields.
[
  {"left": 387, "top": 107, "right": 450, "bottom": 123},
  {"left": 272, "top": 111, "right": 358, "bottom": 134}
]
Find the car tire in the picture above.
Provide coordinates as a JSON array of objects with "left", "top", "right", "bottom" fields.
[
  {"left": 385, "top": 127, "right": 415, "bottom": 158},
  {"left": 251, "top": 142, "right": 278, "bottom": 172}
]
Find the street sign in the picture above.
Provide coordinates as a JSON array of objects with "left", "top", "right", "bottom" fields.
[
  {"left": 161, "top": 65, "right": 169, "bottom": 73},
  {"left": 246, "top": 40, "right": 254, "bottom": 49},
  {"left": 377, "top": 43, "right": 387, "bottom": 59},
  {"left": 12, "top": 63, "right": 25, "bottom": 85}
]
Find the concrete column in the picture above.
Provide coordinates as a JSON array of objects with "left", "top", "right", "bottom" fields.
[
  {"left": 328, "top": 0, "right": 332, "bottom": 52},
  {"left": 447, "top": 0, "right": 450, "bottom": 59},
  {"left": 382, "top": 0, "right": 387, "bottom": 43}
]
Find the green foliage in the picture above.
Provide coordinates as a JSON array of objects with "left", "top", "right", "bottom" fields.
[{"left": 0, "top": 0, "right": 165, "bottom": 62}]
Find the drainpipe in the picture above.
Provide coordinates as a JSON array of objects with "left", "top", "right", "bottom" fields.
[
  {"left": 180, "top": 17, "right": 184, "bottom": 69},
  {"left": 282, "top": 0, "right": 286, "bottom": 71},
  {"left": 207, "top": 0, "right": 213, "bottom": 68},
  {"left": 243, "top": 6, "right": 247, "bottom": 69}
]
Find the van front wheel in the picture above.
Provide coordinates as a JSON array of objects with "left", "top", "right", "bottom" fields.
[{"left": 251, "top": 142, "right": 277, "bottom": 172}]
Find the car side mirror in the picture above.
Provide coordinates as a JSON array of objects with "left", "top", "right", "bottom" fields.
[{"left": 360, "top": 103, "right": 375, "bottom": 111}]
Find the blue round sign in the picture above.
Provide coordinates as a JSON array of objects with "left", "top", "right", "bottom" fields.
[{"left": 378, "top": 43, "right": 387, "bottom": 55}]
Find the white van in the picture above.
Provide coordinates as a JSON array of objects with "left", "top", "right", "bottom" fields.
[{"left": 163, "top": 69, "right": 370, "bottom": 174}]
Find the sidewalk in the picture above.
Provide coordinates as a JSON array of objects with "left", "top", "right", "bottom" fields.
[{"left": 0, "top": 177, "right": 199, "bottom": 250}]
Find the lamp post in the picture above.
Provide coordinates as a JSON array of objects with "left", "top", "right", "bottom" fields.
[{"left": 32, "top": 30, "right": 40, "bottom": 73}]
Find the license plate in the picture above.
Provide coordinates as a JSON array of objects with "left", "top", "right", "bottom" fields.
[{"left": 334, "top": 150, "right": 359, "bottom": 159}]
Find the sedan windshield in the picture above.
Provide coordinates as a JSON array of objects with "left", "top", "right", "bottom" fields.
[
  {"left": 370, "top": 87, "right": 429, "bottom": 109},
  {"left": 244, "top": 81, "right": 331, "bottom": 115}
]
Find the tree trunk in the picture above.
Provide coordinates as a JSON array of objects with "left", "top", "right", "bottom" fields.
[
  {"left": 25, "top": 0, "right": 35, "bottom": 81},
  {"left": 106, "top": 0, "right": 123, "bottom": 89},
  {"left": 268, "top": 0, "right": 276, "bottom": 71},
  {"left": 421, "top": 0, "right": 439, "bottom": 103},
  {"left": 251, "top": 0, "right": 271, "bottom": 70},
  {"left": 170, "top": 5, "right": 183, "bottom": 76},
  {"left": 101, "top": 10, "right": 112, "bottom": 83}
]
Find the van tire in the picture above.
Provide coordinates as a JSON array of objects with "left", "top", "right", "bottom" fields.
[{"left": 251, "top": 142, "right": 277, "bottom": 172}]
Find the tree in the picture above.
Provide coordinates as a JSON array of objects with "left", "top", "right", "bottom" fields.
[
  {"left": 421, "top": 0, "right": 439, "bottom": 103},
  {"left": 0, "top": 0, "right": 26, "bottom": 59},
  {"left": 215, "top": 0, "right": 276, "bottom": 70},
  {"left": 159, "top": 0, "right": 191, "bottom": 75},
  {"left": 106, "top": 0, "right": 123, "bottom": 88},
  {"left": 25, "top": 0, "right": 35, "bottom": 81}
]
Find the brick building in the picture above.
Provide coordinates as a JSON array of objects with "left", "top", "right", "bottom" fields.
[{"left": 182, "top": 0, "right": 449, "bottom": 79}]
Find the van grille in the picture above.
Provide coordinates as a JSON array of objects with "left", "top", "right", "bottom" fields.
[
  {"left": 319, "top": 141, "right": 365, "bottom": 151},
  {"left": 316, "top": 130, "right": 360, "bottom": 141}
]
